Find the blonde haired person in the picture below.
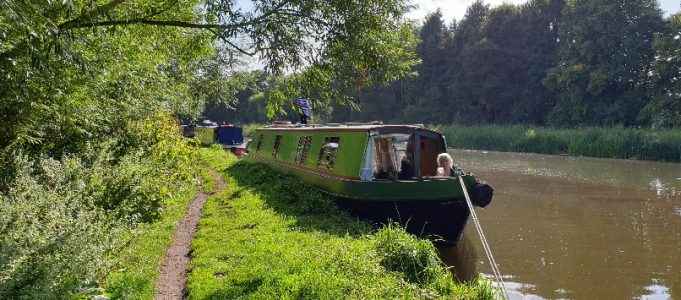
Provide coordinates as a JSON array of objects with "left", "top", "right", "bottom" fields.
[{"left": 436, "top": 153, "right": 459, "bottom": 176}]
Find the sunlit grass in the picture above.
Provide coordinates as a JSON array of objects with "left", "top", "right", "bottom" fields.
[
  {"left": 189, "top": 147, "right": 498, "bottom": 299},
  {"left": 104, "top": 183, "right": 198, "bottom": 300},
  {"left": 199, "top": 167, "right": 215, "bottom": 194}
]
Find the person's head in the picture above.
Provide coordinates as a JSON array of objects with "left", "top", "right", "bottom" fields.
[{"left": 437, "top": 153, "right": 453, "bottom": 168}]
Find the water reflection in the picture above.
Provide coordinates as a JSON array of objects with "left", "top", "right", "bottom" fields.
[{"left": 443, "top": 150, "right": 681, "bottom": 299}]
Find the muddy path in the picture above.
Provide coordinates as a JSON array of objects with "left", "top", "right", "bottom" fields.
[{"left": 154, "top": 168, "right": 225, "bottom": 300}]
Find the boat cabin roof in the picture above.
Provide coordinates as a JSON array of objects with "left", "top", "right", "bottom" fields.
[{"left": 258, "top": 124, "right": 442, "bottom": 136}]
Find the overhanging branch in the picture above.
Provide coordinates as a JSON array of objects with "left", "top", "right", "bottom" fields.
[
  {"left": 58, "top": 19, "right": 237, "bottom": 31},
  {"left": 59, "top": 0, "right": 129, "bottom": 30}
]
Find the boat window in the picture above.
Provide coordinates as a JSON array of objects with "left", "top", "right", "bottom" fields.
[
  {"left": 272, "top": 135, "right": 282, "bottom": 158},
  {"left": 255, "top": 134, "right": 264, "bottom": 152},
  {"left": 372, "top": 134, "right": 413, "bottom": 180},
  {"left": 295, "top": 136, "right": 313, "bottom": 164},
  {"left": 317, "top": 137, "right": 340, "bottom": 170}
]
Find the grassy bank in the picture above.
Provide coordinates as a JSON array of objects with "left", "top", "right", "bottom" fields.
[
  {"left": 438, "top": 125, "right": 681, "bottom": 162},
  {"left": 191, "top": 147, "right": 496, "bottom": 299}
]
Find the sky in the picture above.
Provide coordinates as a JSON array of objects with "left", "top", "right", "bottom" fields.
[{"left": 407, "top": 0, "right": 681, "bottom": 23}]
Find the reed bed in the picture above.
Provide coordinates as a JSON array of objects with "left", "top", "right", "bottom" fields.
[{"left": 437, "top": 125, "right": 681, "bottom": 162}]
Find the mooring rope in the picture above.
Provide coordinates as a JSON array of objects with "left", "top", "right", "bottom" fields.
[{"left": 458, "top": 175, "right": 510, "bottom": 300}]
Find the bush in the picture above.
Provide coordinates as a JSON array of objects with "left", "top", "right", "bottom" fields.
[
  {"left": 0, "top": 155, "right": 123, "bottom": 299},
  {"left": 0, "top": 112, "right": 197, "bottom": 299}
]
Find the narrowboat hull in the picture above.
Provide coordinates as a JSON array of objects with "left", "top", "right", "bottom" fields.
[
  {"left": 336, "top": 198, "right": 470, "bottom": 243},
  {"left": 244, "top": 154, "right": 476, "bottom": 244}
]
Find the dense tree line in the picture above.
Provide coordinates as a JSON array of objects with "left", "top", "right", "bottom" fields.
[{"left": 330, "top": 0, "right": 680, "bottom": 127}]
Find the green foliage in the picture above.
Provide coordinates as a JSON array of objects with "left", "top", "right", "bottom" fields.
[
  {"left": 0, "top": 1, "right": 214, "bottom": 155},
  {"left": 0, "top": 155, "right": 123, "bottom": 299},
  {"left": 191, "top": 147, "right": 499, "bottom": 299},
  {"left": 267, "top": 0, "right": 680, "bottom": 130},
  {"left": 0, "top": 113, "right": 197, "bottom": 299},
  {"left": 316, "top": 0, "right": 567, "bottom": 126},
  {"left": 0, "top": 1, "right": 443, "bottom": 299},
  {"left": 640, "top": 13, "right": 681, "bottom": 127},
  {"left": 439, "top": 124, "right": 681, "bottom": 161},
  {"left": 374, "top": 223, "right": 455, "bottom": 292},
  {"left": 543, "top": 0, "right": 665, "bottom": 126},
  {"left": 241, "top": 123, "right": 269, "bottom": 137}
]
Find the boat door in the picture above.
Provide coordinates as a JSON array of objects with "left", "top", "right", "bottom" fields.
[{"left": 416, "top": 131, "right": 444, "bottom": 177}]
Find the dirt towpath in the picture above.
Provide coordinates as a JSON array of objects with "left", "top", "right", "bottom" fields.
[{"left": 154, "top": 168, "right": 225, "bottom": 300}]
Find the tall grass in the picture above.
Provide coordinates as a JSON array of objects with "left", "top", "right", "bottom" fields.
[
  {"left": 191, "top": 148, "right": 499, "bottom": 299},
  {"left": 437, "top": 125, "right": 681, "bottom": 162}
]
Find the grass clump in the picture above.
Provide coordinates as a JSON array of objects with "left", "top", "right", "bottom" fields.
[
  {"left": 438, "top": 124, "right": 681, "bottom": 162},
  {"left": 190, "top": 147, "right": 497, "bottom": 299},
  {"left": 375, "top": 224, "right": 455, "bottom": 289}
]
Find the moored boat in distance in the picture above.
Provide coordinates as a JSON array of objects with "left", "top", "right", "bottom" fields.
[
  {"left": 185, "top": 119, "right": 247, "bottom": 155},
  {"left": 244, "top": 122, "right": 493, "bottom": 244}
]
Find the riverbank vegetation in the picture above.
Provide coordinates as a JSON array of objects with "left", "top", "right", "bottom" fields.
[
  {"left": 191, "top": 147, "right": 497, "bottom": 299},
  {"left": 0, "top": 113, "right": 197, "bottom": 298},
  {"left": 1, "top": 1, "right": 424, "bottom": 298},
  {"left": 439, "top": 125, "right": 681, "bottom": 162}
]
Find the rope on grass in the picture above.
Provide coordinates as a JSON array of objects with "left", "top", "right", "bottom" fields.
[{"left": 458, "top": 175, "right": 509, "bottom": 300}]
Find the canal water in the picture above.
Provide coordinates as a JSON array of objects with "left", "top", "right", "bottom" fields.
[{"left": 441, "top": 149, "right": 681, "bottom": 299}]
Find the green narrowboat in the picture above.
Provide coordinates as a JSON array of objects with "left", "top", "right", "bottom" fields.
[
  {"left": 195, "top": 120, "right": 218, "bottom": 145},
  {"left": 244, "top": 123, "right": 493, "bottom": 244}
]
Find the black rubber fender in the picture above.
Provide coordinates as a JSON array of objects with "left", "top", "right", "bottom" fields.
[{"left": 470, "top": 181, "right": 493, "bottom": 208}]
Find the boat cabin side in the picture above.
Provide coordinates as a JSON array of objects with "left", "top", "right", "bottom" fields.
[
  {"left": 363, "top": 127, "right": 447, "bottom": 181},
  {"left": 248, "top": 126, "right": 448, "bottom": 181}
]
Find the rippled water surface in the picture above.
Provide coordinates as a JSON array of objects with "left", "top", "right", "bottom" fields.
[{"left": 442, "top": 150, "right": 681, "bottom": 300}]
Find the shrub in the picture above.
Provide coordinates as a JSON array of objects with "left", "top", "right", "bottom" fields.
[
  {"left": 0, "top": 155, "right": 123, "bottom": 299},
  {"left": 0, "top": 112, "right": 197, "bottom": 299}
]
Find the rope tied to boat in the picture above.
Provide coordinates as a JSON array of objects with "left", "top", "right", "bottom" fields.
[{"left": 457, "top": 174, "right": 510, "bottom": 299}]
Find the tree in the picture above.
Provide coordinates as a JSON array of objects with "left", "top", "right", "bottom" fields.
[
  {"left": 444, "top": 0, "right": 490, "bottom": 124},
  {"left": 0, "top": 0, "right": 419, "bottom": 153},
  {"left": 468, "top": 4, "right": 525, "bottom": 124},
  {"left": 640, "top": 13, "right": 681, "bottom": 127},
  {"left": 400, "top": 10, "right": 451, "bottom": 123},
  {"left": 511, "top": 0, "right": 565, "bottom": 124},
  {"left": 543, "top": 0, "right": 665, "bottom": 126}
]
